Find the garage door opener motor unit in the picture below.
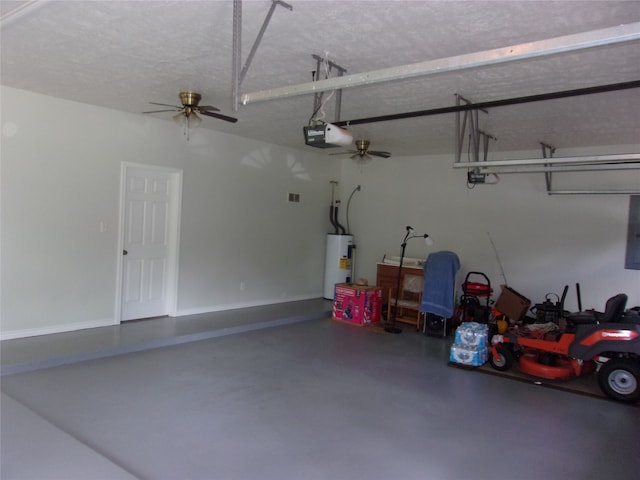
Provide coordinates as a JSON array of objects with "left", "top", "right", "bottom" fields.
[{"left": 304, "top": 123, "right": 353, "bottom": 149}]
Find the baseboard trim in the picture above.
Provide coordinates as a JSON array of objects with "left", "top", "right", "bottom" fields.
[
  {"left": 0, "top": 318, "right": 118, "bottom": 341},
  {"left": 175, "top": 293, "right": 322, "bottom": 317},
  {"left": 0, "top": 294, "right": 325, "bottom": 341}
]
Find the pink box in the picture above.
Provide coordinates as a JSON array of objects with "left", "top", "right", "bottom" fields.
[{"left": 332, "top": 284, "right": 382, "bottom": 326}]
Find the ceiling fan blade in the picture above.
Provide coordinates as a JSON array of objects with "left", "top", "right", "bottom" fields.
[
  {"left": 149, "top": 102, "right": 181, "bottom": 109},
  {"left": 142, "top": 109, "right": 180, "bottom": 114},
  {"left": 328, "top": 150, "right": 357, "bottom": 156},
  {"left": 199, "top": 110, "right": 238, "bottom": 123},
  {"left": 369, "top": 151, "right": 392, "bottom": 158},
  {"left": 196, "top": 105, "right": 220, "bottom": 112}
]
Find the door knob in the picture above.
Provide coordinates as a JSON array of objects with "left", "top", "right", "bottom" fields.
[{"left": 123, "top": 249, "right": 128, "bottom": 255}]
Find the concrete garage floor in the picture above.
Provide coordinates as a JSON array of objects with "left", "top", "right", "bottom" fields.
[{"left": 1, "top": 299, "right": 639, "bottom": 480}]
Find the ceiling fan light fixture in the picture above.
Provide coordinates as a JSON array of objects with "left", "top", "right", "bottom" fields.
[
  {"left": 187, "top": 111, "right": 202, "bottom": 128},
  {"left": 173, "top": 110, "right": 202, "bottom": 129},
  {"left": 144, "top": 91, "right": 237, "bottom": 132},
  {"left": 173, "top": 112, "right": 186, "bottom": 125},
  {"left": 354, "top": 139, "right": 369, "bottom": 151},
  {"left": 179, "top": 91, "right": 201, "bottom": 107},
  {"left": 351, "top": 152, "right": 372, "bottom": 164}
]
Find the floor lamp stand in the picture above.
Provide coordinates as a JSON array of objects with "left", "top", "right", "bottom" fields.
[{"left": 385, "top": 229, "right": 412, "bottom": 334}]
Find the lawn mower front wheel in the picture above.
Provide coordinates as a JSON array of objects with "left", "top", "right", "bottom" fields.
[
  {"left": 598, "top": 359, "right": 640, "bottom": 403},
  {"left": 489, "top": 345, "right": 514, "bottom": 372}
]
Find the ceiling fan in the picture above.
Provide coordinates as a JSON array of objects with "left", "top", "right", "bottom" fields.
[
  {"left": 331, "top": 139, "right": 392, "bottom": 165},
  {"left": 143, "top": 91, "right": 238, "bottom": 126}
]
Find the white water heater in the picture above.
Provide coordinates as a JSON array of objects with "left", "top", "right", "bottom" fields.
[{"left": 323, "top": 234, "right": 354, "bottom": 299}]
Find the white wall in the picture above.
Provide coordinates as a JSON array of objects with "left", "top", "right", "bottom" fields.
[
  {"left": 341, "top": 147, "right": 640, "bottom": 313},
  {"left": 2, "top": 86, "right": 639, "bottom": 339},
  {"left": 1, "top": 86, "right": 338, "bottom": 338}
]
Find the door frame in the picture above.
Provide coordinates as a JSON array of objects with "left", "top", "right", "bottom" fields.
[{"left": 114, "top": 162, "right": 183, "bottom": 323}]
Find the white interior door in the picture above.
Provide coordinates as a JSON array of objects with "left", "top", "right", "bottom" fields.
[{"left": 120, "top": 165, "right": 181, "bottom": 321}]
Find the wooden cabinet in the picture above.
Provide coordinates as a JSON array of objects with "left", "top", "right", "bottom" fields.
[
  {"left": 376, "top": 262, "right": 425, "bottom": 328},
  {"left": 375, "top": 263, "right": 424, "bottom": 303}
]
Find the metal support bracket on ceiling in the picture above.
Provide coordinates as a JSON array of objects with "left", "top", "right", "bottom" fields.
[
  {"left": 545, "top": 189, "right": 640, "bottom": 195},
  {"left": 453, "top": 153, "right": 640, "bottom": 169},
  {"left": 541, "top": 142, "right": 557, "bottom": 194},
  {"left": 240, "top": 22, "right": 640, "bottom": 105},
  {"left": 444, "top": 86, "right": 640, "bottom": 193},
  {"left": 460, "top": 163, "right": 640, "bottom": 175},
  {"left": 537, "top": 143, "right": 640, "bottom": 195},
  {"left": 232, "top": 0, "right": 293, "bottom": 111},
  {"left": 310, "top": 54, "right": 347, "bottom": 124},
  {"left": 455, "top": 95, "right": 496, "bottom": 184},
  {"left": 452, "top": 152, "right": 640, "bottom": 194},
  {"left": 454, "top": 94, "right": 494, "bottom": 163}
]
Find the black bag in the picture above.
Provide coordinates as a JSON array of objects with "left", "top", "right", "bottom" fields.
[{"left": 531, "top": 293, "right": 564, "bottom": 324}]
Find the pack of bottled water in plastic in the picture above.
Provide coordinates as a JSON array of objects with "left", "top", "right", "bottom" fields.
[{"left": 450, "top": 322, "right": 489, "bottom": 366}]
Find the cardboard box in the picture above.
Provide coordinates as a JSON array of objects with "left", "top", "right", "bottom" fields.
[
  {"left": 494, "top": 285, "right": 531, "bottom": 322},
  {"left": 332, "top": 283, "right": 382, "bottom": 326}
]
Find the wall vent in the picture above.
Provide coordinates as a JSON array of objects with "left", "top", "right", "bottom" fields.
[{"left": 288, "top": 192, "right": 300, "bottom": 203}]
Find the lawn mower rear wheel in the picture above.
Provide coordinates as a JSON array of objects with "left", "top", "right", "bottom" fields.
[{"left": 598, "top": 359, "right": 640, "bottom": 403}]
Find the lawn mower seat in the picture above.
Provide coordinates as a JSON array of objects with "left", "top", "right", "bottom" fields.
[{"left": 566, "top": 293, "right": 628, "bottom": 326}]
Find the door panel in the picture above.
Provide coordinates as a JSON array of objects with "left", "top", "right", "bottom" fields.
[{"left": 121, "top": 167, "right": 177, "bottom": 321}]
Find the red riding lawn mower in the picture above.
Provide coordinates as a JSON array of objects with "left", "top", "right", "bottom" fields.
[{"left": 489, "top": 293, "right": 640, "bottom": 403}]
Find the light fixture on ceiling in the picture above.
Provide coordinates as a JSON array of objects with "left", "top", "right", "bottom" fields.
[
  {"left": 143, "top": 91, "right": 238, "bottom": 140},
  {"left": 173, "top": 109, "right": 201, "bottom": 140},
  {"left": 172, "top": 93, "right": 203, "bottom": 139},
  {"left": 331, "top": 139, "right": 391, "bottom": 167},
  {"left": 351, "top": 151, "right": 373, "bottom": 166},
  {"left": 173, "top": 106, "right": 202, "bottom": 128}
]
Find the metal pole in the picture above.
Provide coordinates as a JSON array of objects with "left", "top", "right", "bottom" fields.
[
  {"left": 474, "top": 163, "right": 640, "bottom": 174},
  {"left": 332, "top": 80, "right": 640, "bottom": 127},
  {"left": 386, "top": 231, "right": 410, "bottom": 335},
  {"left": 241, "top": 23, "right": 640, "bottom": 105},
  {"left": 453, "top": 153, "right": 640, "bottom": 168},
  {"left": 232, "top": 0, "right": 292, "bottom": 111},
  {"left": 231, "top": 0, "right": 242, "bottom": 111}
]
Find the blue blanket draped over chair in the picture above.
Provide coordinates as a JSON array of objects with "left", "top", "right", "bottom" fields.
[{"left": 420, "top": 251, "right": 460, "bottom": 318}]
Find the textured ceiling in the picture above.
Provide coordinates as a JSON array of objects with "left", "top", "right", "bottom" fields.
[{"left": 1, "top": 0, "right": 639, "bottom": 157}]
